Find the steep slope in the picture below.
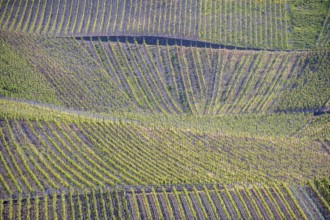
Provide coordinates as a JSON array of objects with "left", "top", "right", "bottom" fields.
[
  {"left": 1, "top": 184, "right": 329, "bottom": 220},
  {"left": 0, "top": 36, "right": 60, "bottom": 105},
  {"left": 0, "top": 0, "right": 329, "bottom": 219},
  {"left": 0, "top": 30, "right": 136, "bottom": 113},
  {"left": 79, "top": 37, "right": 308, "bottom": 115},
  {"left": 2, "top": 31, "right": 329, "bottom": 115},
  {"left": 0, "top": 0, "right": 328, "bottom": 49},
  {"left": 0, "top": 99, "right": 329, "bottom": 195},
  {"left": 276, "top": 50, "right": 330, "bottom": 113},
  {"left": 289, "top": 0, "right": 330, "bottom": 49}
]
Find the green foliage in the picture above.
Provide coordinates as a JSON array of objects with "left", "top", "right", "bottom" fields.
[
  {"left": 0, "top": 98, "right": 314, "bottom": 138},
  {"left": 307, "top": 180, "right": 330, "bottom": 213},
  {"left": 0, "top": 1, "right": 329, "bottom": 218},
  {"left": 0, "top": 38, "right": 60, "bottom": 105},
  {"left": 1, "top": 0, "right": 328, "bottom": 49},
  {"left": 112, "top": 190, "right": 123, "bottom": 219},
  {"left": 1, "top": 31, "right": 136, "bottom": 113},
  {"left": 1, "top": 109, "right": 329, "bottom": 194},
  {"left": 298, "top": 114, "right": 330, "bottom": 140},
  {"left": 0, "top": 183, "right": 329, "bottom": 219},
  {"left": 314, "top": 177, "right": 330, "bottom": 204},
  {"left": 289, "top": 0, "right": 330, "bottom": 49},
  {"left": 199, "top": 0, "right": 290, "bottom": 49},
  {"left": 276, "top": 50, "right": 330, "bottom": 112},
  {"left": 1, "top": 32, "right": 318, "bottom": 115}
]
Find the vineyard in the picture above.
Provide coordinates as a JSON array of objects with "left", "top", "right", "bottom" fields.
[
  {"left": 1, "top": 184, "right": 329, "bottom": 220},
  {"left": 0, "top": 113, "right": 329, "bottom": 193},
  {"left": 0, "top": 0, "right": 330, "bottom": 219},
  {"left": 2, "top": 30, "right": 329, "bottom": 115},
  {"left": 0, "top": 0, "right": 329, "bottom": 49},
  {"left": 0, "top": 98, "right": 329, "bottom": 219}
]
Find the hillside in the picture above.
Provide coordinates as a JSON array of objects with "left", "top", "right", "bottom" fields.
[
  {"left": 0, "top": 98, "right": 329, "bottom": 219},
  {"left": 0, "top": 30, "right": 135, "bottom": 113},
  {"left": 0, "top": 0, "right": 329, "bottom": 219},
  {"left": 2, "top": 30, "right": 329, "bottom": 115},
  {"left": 0, "top": 0, "right": 329, "bottom": 49},
  {"left": 1, "top": 184, "right": 329, "bottom": 220},
  {"left": 1, "top": 100, "right": 330, "bottom": 192}
]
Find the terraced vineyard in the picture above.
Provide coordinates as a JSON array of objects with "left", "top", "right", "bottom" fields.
[
  {"left": 79, "top": 37, "right": 308, "bottom": 114},
  {"left": 0, "top": 98, "right": 329, "bottom": 218},
  {"left": 0, "top": 0, "right": 329, "bottom": 49},
  {"left": 1, "top": 116, "right": 329, "bottom": 192},
  {"left": 0, "top": 0, "right": 329, "bottom": 219},
  {"left": 1, "top": 184, "right": 329, "bottom": 220},
  {"left": 4, "top": 30, "right": 329, "bottom": 115}
]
